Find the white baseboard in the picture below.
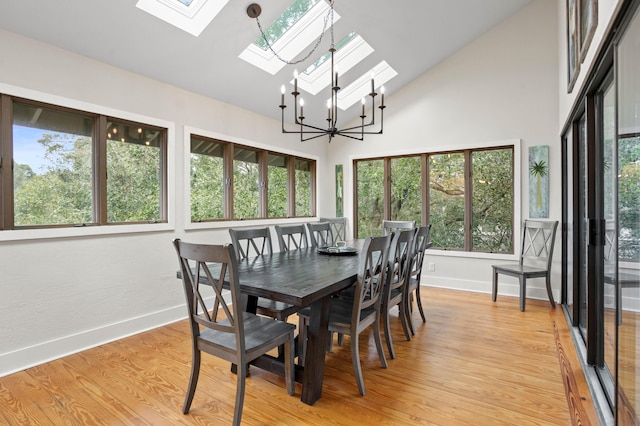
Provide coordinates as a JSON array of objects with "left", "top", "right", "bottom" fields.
[{"left": 0, "top": 304, "right": 187, "bottom": 378}]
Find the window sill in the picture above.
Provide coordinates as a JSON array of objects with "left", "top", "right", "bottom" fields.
[
  {"left": 426, "top": 248, "right": 517, "bottom": 262},
  {"left": 0, "top": 222, "right": 174, "bottom": 242}
]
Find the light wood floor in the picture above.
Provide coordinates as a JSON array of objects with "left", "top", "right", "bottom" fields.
[{"left": 0, "top": 287, "right": 598, "bottom": 425}]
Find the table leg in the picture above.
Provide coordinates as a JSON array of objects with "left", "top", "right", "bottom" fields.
[{"left": 301, "top": 296, "right": 331, "bottom": 405}]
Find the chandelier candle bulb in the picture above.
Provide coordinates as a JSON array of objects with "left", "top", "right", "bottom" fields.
[
  {"left": 361, "top": 98, "right": 365, "bottom": 116},
  {"left": 381, "top": 86, "right": 385, "bottom": 107},
  {"left": 280, "top": 85, "right": 285, "bottom": 106},
  {"left": 371, "top": 72, "right": 375, "bottom": 94},
  {"left": 293, "top": 69, "right": 298, "bottom": 93}
]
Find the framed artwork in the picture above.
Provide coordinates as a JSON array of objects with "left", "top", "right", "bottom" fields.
[
  {"left": 335, "top": 164, "right": 343, "bottom": 217},
  {"left": 578, "top": 0, "right": 598, "bottom": 63},
  {"left": 529, "top": 146, "right": 549, "bottom": 218},
  {"left": 567, "top": 0, "right": 580, "bottom": 92}
]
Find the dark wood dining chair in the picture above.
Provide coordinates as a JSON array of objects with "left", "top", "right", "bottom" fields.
[
  {"left": 306, "top": 222, "right": 335, "bottom": 247},
  {"left": 492, "top": 220, "right": 559, "bottom": 311},
  {"left": 381, "top": 229, "right": 414, "bottom": 359},
  {"left": 228, "top": 227, "right": 273, "bottom": 260},
  {"left": 298, "top": 235, "right": 391, "bottom": 395},
  {"left": 319, "top": 217, "right": 347, "bottom": 241},
  {"left": 275, "top": 224, "right": 309, "bottom": 252},
  {"left": 405, "top": 224, "right": 432, "bottom": 335},
  {"left": 382, "top": 219, "right": 416, "bottom": 236},
  {"left": 173, "top": 239, "right": 295, "bottom": 426},
  {"left": 229, "top": 227, "right": 299, "bottom": 323}
]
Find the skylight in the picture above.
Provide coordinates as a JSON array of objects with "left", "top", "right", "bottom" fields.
[
  {"left": 336, "top": 61, "right": 398, "bottom": 110},
  {"left": 295, "top": 32, "right": 374, "bottom": 95},
  {"left": 239, "top": 0, "right": 340, "bottom": 75},
  {"left": 254, "top": 0, "right": 322, "bottom": 51},
  {"left": 136, "top": 0, "right": 229, "bottom": 36}
]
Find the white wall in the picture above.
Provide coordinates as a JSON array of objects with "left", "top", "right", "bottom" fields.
[
  {"left": 325, "top": 0, "right": 561, "bottom": 297},
  {"left": 0, "top": 29, "right": 328, "bottom": 376}
]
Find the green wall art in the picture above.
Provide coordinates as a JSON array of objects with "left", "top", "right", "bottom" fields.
[
  {"left": 335, "top": 164, "right": 344, "bottom": 217},
  {"left": 529, "top": 145, "right": 549, "bottom": 218}
]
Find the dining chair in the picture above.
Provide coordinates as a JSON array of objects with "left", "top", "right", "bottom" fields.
[
  {"left": 382, "top": 219, "right": 416, "bottom": 236},
  {"left": 491, "top": 220, "right": 559, "bottom": 311},
  {"left": 173, "top": 239, "right": 295, "bottom": 426},
  {"left": 229, "top": 227, "right": 298, "bottom": 322},
  {"left": 318, "top": 217, "right": 347, "bottom": 242},
  {"left": 275, "top": 224, "right": 309, "bottom": 252},
  {"left": 306, "top": 221, "right": 335, "bottom": 247},
  {"left": 405, "top": 225, "right": 432, "bottom": 335},
  {"left": 228, "top": 227, "right": 273, "bottom": 260},
  {"left": 298, "top": 235, "right": 391, "bottom": 395},
  {"left": 381, "top": 229, "right": 414, "bottom": 359}
]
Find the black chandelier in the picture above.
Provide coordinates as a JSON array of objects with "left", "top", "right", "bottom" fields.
[{"left": 247, "top": 1, "right": 385, "bottom": 142}]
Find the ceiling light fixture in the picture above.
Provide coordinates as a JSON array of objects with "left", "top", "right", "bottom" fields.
[{"left": 247, "top": 1, "right": 385, "bottom": 142}]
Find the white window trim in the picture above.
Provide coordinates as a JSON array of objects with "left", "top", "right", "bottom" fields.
[
  {"left": 0, "top": 82, "right": 176, "bottom": 242},
  {"left": 183, "top": 125, "right": 319, "bottom": 230},
  {"left": 136, "top": 0, "right": 230, "bottom": 37},
  {"left": 345, "top": 138, "right": 522, "bottom": 260}
]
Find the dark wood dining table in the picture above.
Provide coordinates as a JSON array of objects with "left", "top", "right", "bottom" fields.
[{"left": 180, "top": 240, "right": 364, "bottom": 405}]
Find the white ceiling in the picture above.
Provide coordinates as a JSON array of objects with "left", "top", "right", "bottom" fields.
[{"left": 0, "top": 0, "right": 532, "bottom": 125}]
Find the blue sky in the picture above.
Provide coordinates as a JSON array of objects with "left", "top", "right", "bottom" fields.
[{"left": 13, "top": 126, "right": 48, "bottom": 173}]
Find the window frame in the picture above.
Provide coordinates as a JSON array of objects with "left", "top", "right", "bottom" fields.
[
  {"left": 184, "top": 127, "right": 318, "bottom": 228},
  {"left": 352, "top": 140, "right": 520, "bottom": 256},
  {"left": 0, "top": 89, "right": 174, "bottom": 241}
]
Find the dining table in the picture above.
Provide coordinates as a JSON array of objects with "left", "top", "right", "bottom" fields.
[{"left": 180, "top": 239, "right": 365, "bottom": 405}]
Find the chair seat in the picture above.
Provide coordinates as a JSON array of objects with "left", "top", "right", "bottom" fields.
[
  {"left": 298, "top": 298, "right": 376, "bottom": 328},
  {"left": 256, "top": 299, "right": 300, "bottom": 320},
  {"left": 492, "top": 263, "right": 549, "bottom": 277},
  {"left": 199, "top": 312, "right": 295, "bottom": 362}
]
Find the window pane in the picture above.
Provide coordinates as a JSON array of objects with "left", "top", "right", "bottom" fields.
[
  {"left": 234, "top": 147, "right": 260, "bottom": 219},
  {"left": 471, "top": 149, "right": 513, "bottom": 253},
  {"left": 106, "top": 121, "right": 163, "bottom": 223},
  {"left": 429, "top": 153, "right": 464, "bottom": 249},
  {"left": 390, "top": 156, "right": 422, "bottom": 225},
  {"left": 294, "top": 158, "right": 312, "bottom": 217},
  {"left": 356, "top": 159, "right": 384, "bottom": 238},
  {"left": 190, "top": 136, "right": 225, "bottom": 221},
  {"left": 268, "top": 153, "right": 288, "bottom": 218},
  {"left": 13, "top": 102, "right": 93, "bottom": 226}
]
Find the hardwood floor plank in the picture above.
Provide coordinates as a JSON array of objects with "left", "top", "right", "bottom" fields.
[{"left": 0, "top": 287, "right": 598, "bottom": 425}]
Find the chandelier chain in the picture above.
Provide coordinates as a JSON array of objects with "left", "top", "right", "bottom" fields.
[{"left": 255, "top": 0, "right": 335, "bottom": 66}]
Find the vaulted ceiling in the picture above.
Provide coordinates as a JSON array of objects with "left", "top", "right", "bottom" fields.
[{"left": 0, "top": 0, "right": 532, "bottom": 124}]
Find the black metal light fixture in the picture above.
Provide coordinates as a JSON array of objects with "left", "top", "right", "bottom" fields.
[{"left": 247, "top": 0, "right": 385, "bottom": 142}]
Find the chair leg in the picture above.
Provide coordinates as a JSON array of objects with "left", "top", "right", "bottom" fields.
[
  {"left": 415, "top": 286, "right": 426, "bottom": 323},
  {"left": 350, "top": 333, "right": 366, "bottom": 396},
  {"left": 519, "top": 276, "right": 526, "bottom": 312},
  {"left": 405, "top": 295, "right": 416, "bottom": 337},
  {"left": 182, "top": 349, "right": 201, "bottom": 414},
  {"left": 492, "top": 268, "right": 498, "bottom": 302},
  {"left": 233, "top": 361, "right": 247, "bottom": 426},
  {"left": 545, "top": 274, "right": 556, "bottom": 307},
  {"left": 398, "top": 300, "right": 411, "bottom": 341},
  {"left": 382, "top": 306, "right": 395, "bottom": 359},
  {"left": 284, "top": 332, "right": 295, "bottom": 396},
  {"left": 373, "top": 314, "right": 388, "bottom": 369}
]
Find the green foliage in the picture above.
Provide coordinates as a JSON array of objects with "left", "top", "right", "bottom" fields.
[
  {"left": 14, "top": 134, "right": 93, "bottom": 226},
  {"left": 233, "top": 159, "right": 260, "bottom": 219},
  {"left": 295, "top": 167, "right": 312, "bottom": 217},
  {"left": 107, "top": 140, "right": 161, "bottom": 222},
  {"left": 268, "top": 162, "right": 288, "bottom": 218},
  {"left": 618, "top": 137, "right": 640, "bottom": 260},
  {"left": 191, "top": 153, "right": 224, "bottom": 221},
  {"left": 472, "top": 149, "right": 513, "bottom": 252},
  {"left": 429, "top": 153, "right": 465, "bottom": 249},
  {"left": 390, "top": 156, "right": 422, "bottom": 225},
  {"left": 355, "top": 159, "right": 384, "bottom": 238}
]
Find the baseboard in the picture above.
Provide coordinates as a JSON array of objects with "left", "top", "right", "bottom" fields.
[
  {"left": 0, "top": 304, "right": 187, "bottom": 378},
  {"left": 422, "top": 275, "right": 561, "bottom": 303}
]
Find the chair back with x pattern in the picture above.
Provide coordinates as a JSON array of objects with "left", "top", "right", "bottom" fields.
[
  {"left": 520, "top": 220, "right": 558, "bottom": 271},
  {"left": 229, "top": 227, "right": 273, "bottom": 260},
  {"left": 275, "top": 224, "right": 309, "bottom": 252}
]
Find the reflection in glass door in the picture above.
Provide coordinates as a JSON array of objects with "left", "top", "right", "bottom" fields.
[{"left": 616, "top": 6, "right": 640, "bottom": 423}]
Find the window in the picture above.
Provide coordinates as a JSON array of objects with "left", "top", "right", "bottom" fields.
[
  {"left": 267, "top": 153, "right": 288, "bottom": 218},
  {"left": 1, "top": 95, "right": 168, "bottom": 230},
  {"left": 233, "top": 146, "right": 260, "bottom": 220},
  {"left": 190, "top": 136, "right": 225, "bottom": 221},
  {"left": 354, "top": 146, "right": 514, "bottom": 253},
  {"left": 106, "top": 120, "right": 164, "bottom": 223},
  {"left": 294, "top": 158, "right": 313, "bottom": 217},
  {"left": 188, "top": 133, "right": 316, "bottom": 222}
]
